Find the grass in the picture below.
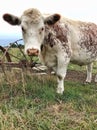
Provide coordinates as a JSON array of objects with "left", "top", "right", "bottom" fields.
[
  {"left": 0, "top": 47, "right": 97, "bottom": 129},
  {"left": 0, "top": 69, "right": 97, "bottom": 130}
]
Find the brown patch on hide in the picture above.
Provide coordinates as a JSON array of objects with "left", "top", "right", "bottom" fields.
[
  {"left": 44, "top": 23, "right": 71, "bottom": 57},
  {"left": 44, "top": 25, "right": 57, "bottom": 48},
  {"left": 46, "top": 32, "right": 56, "bottom": 47},
  {"left": 53, "top": 23, "right": 71, "bottom": 57},
  {"left": 79, "top": 23, "right": 97, "bottom": 58},
  {"left": 44, "top": 23, "right": 69, "bottom": 47},
  {"left": 53, "top": 23, "right": 68, "bottom": 43}
]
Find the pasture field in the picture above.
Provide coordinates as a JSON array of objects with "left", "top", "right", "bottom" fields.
[{"left": 0, "top": 47, "right": 97, "bottom": 130}]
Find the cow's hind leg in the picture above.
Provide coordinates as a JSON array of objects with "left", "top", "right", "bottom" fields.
[
  {"left": 85, "top": 63, "right": 93, "bottom": 83},
  {"left": 94, "top": 68, "right": 97, "bottom": 82}
]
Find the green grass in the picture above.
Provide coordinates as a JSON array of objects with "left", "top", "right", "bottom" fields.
[
  {"left": 0, "top": 70, "right": 97, "bottom": 130},
  {"left": 0, "top": 47, "right": 97, "bottom": 129}
]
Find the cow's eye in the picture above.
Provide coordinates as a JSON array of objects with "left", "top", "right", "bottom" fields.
[
  {"left": 22, "top": 27, "right": 26, "bottom": 32},
  {"left": 41, "top": 27, "right": 44, "bottom": 31}
]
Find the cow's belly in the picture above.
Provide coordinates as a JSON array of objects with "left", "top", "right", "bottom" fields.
[{"left": 71, "top": 49, "right": 97, "bottom": 65}]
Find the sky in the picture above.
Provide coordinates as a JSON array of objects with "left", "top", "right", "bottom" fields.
[{"left": 0, "top": 0, "right": 97, "bottom": 37}]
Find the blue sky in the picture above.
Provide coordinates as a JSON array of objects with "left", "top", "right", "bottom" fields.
[{"left": 0, "top": 0, "right": 97, "bottom": 36}]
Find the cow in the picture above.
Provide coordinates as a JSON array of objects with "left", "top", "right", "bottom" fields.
[{"left": 3, "top": 8, "right": 97, "bottom": 94}]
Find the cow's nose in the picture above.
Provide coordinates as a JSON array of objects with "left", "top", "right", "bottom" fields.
[{"left": 27, "top": 48, "right": 39, "bottom": 56}]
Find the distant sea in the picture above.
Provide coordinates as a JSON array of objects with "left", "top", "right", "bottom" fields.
[{"left": 0, "top": 34, "right": 23, "bottom": 47}]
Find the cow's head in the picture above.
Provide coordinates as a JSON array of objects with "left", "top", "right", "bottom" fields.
[{"left": 3, "top": 8, "right": 61, "bottom": 56}]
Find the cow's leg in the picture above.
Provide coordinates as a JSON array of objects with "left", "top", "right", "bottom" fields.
[
  {"left": 94, "top": 67, "right": 97, "bottom": 82},
  {"left": 95, "top": 75, "right": 97, "bottom": 82},
  {"left": 57, "top": 74, "right": 66, "bottom": 94},
  {"left": 85, "top": 63, "right": 93, "bottom": 83},
  {"left": 56, "top": 56, "right": 70, "bottom": 94}
]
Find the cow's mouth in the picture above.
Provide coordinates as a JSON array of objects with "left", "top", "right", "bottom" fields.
[{"left": 27, "top": 48, "right": 39, "bottom": 56}]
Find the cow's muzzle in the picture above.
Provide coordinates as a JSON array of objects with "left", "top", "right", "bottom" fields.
[{"left": 27, "top": 48, "right": 39, "bottom": 56}]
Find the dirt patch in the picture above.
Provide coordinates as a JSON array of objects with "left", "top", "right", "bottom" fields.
[
  {"left": 66, "top": 70, "right": 95, "bottom": 83},
  {"left": 66, "top": 70, "right": 86, "bottom": 83},
  {"left": 65, "top": 70, "right": 95, "bottom": 83}
]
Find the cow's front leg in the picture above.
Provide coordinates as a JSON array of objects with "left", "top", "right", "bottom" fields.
[
  {"left": 85, "top": 63, "right": 93, "bottom": 83},
  {"left": 57, "top": 75, "right": 65, "bottom": 94},
  {"left": 56, "top": 56, "right": 70, "bottom": 94}
]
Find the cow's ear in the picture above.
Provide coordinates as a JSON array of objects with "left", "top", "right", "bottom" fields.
[
  {"left": 3, "top": 13, "right": 21, "bottom": 25},
  {"left": 44, "top": 14, "right": 61, "bottom": 25}
]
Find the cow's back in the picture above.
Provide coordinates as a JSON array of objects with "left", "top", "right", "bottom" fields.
[{"left": 64, "top": 19, "right": 97, "bottom": 65}]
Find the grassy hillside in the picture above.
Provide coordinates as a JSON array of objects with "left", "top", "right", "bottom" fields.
[{"left": 0, "top": 48, "right": 97, "bottom": 130}]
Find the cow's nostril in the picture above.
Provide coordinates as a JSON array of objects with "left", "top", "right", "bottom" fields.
[
  {"left": 37, "top": 50, "right": 39, "bottom": 54},
  {"left": 27, "top": 49, "right": 30, "bottom": 55}
]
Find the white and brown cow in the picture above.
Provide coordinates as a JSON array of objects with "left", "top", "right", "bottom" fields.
[{"left": 3, "top": 8, "right": 97, "bottom": 94}]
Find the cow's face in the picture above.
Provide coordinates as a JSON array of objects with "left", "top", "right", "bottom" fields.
[
  {"left": 21, "top": 9, "right": 45, "bottom": 55},
  {"left": 3, "top": 8, "right": 61, "bottom": 56}
]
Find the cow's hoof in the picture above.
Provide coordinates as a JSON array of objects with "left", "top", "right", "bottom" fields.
[
  {"left": 94, "top": 79, "right": 97, "bottom": 83},
  {"left": 57, "top": 87, "right": 64, "bottom": 94},
  {"left": 83, "top": 81, "right": 91, "bottom": 85}
]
